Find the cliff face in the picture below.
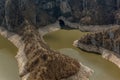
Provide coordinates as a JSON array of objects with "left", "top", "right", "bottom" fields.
[
  {"left": 0, "top": 0, "right": 5, "bottom": 25},
  {"left": 1, "top": 0, "right": 120, "bottom": 31},
  {"left": 0, "top": 0, "right": 95, "bottom": 80}
]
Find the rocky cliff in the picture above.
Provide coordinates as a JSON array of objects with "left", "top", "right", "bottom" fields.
[
  {"left": 0, "top": 0, "right": 94, "bottom": 80},
  {"left": 74, "top": 26, "right": 120, "bottom": 68},
  {"left": 1, "top": 0, "right": 120, "bottom": 31},
  {"left": 0, "top": 22, "right": 93, "bottom": 80},
  {"left": 18, "top": 22, "right": 93, "bottom": 80},
  {"left": 0, "top": 0, "right": 5, "bottom": 25}
]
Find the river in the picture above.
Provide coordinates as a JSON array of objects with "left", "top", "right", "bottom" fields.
[
  {"left": 44, "top": 29, "right": 120, "bottom": 80},
  {"left": 0, "top": 35, "right": 20, "bottom": 80}
]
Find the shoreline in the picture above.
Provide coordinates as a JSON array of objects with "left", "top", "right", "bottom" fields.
[
  {"left": 0, "top": 27, "right": 28, "bottom": 80},
  {"left": 38, "top": 21, "right": 60, "bottom": 36},
  {"left": 73, "top": 40, "right": 120, "bottom": 68},
  {"left": 59, "top": 17, "right": 120, "bottom": 32},
  {"left": 0, "top": 25, "right": 93, "bottom": 80}
]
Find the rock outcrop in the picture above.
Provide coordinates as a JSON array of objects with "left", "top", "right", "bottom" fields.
[
  {"left": 59, "top": 17, "right": 120, "bottom": 32},
  {"left": 0, "top": 0, "right": 5, "bottom": 25},
  {"left": 0, "top": 21, "right": 93, "bottom": 80},
  {"left": 18, "top": 23, "right": 81, "bottom": 80},
  {"left": 1, "top": 0, "right": 120, "bottom": 30},
  {"left": 74, "top": 26, "right": 120, "bottom": 68},
  {"left": 0, "top": 0, "right": 94, "bottom": 80}
]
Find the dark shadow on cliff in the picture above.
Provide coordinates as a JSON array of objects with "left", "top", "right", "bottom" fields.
[
  {"left": 59, "top": 19, "right": 78, "bottom": 30},
  {"left": 78, "top": 47, "right": 101, "bottom": 55}
]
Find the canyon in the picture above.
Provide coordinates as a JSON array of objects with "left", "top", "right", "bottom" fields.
[{"left": 1, "top": 0, "right": 120, "bottom": 80}]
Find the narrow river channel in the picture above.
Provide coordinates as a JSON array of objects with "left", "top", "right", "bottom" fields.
[
  {"left": 44, "top": 29, "right": 120, "bottom": 80},
  {"left": 0, "top": 35, "right": 20, "bottom": 80}
]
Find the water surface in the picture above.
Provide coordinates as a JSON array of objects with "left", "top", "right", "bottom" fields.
[
  {"left": 44, "top": 29, "right": 120, "bottom": 80},
  {"left": 0, "top": 35, "right": 20, "bottom": 80}
]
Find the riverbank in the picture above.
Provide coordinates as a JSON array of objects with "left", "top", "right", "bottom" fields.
[
  {"left": 74, "top": 26, "right": 120, "bottom": 68},
  {"left": 0, "top": 35, "right": 20, "bottom": 80},
  {"left": 0, "top": 24, "right": 93, "bottom": 80},
  {"left": 44, "top": 29, "right": 120, "bottom": 80},
  {"left": 0, "top": 26, "right": 28, "bottom": 80},
  {"left": 74, "top": 41, "right": 120, "bottom": 68},
  {"left": 59, "top": 17, "right": 120, "bottom": 32},
  {"left": 38, "top": 21, "right": 60, "bottom": 36}
]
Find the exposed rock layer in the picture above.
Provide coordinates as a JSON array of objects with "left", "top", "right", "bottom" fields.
[
  {"left": 0, "top": 0, "right": 94, "bottom": 79},
  {"left": 59, "top": 17, "right": 120, "bottom": 32},
  {"left": 1, "top": 0, "right": 120, "bottom": 31},
  {"left": 74, "top": 26, "right": 120, "bottom": 68},
  {"left": 18, "top": 24, "right": 81, "bottom": 80},
  {"left": 0, "top": 24, "right": 93, "bottom": 80}
]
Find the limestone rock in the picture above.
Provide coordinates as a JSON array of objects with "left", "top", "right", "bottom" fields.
[
  {"left": 60, "top": 0, "right": 71, "bottom": 13},
  {"left": 75, "top": 26, "right": 120, "bottom": 68},
  {"left": 5, "top": 0, "right": 23, "bottom": 31},
  {"left": 1, "top": 0, "right": 120, "bottom": 30},
  {"left": 0, "top": 23, "right": 93, "bottom": 80}
]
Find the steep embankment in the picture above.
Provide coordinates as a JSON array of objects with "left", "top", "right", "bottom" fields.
[
  {"left": 58, "top": 17, "right": 120, "bottom": 32},
  {"left": 1, "top": 0, "right": 120, "bottom": 29},
  {"left": 74, "top": 26, "right": 120, "bottom": 68}
]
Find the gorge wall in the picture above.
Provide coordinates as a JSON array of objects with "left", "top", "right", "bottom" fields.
[
  {"left": 1, "top": 0, "right": 120, "bottom": 31},
  {"left": 0, "top": 0, "right": 94, "bottom": 80}
]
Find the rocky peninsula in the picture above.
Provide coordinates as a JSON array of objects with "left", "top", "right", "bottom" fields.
[
  {"left": 74, "top": 26, "right": 120, "bottom": 68},
  {"left": 0, "top": 0, "right": 93, "bottom": 78},
  {"left": 0, "top": 21, "right": 93, "bottom": 80},
  {"left": 2, "top": 0, "right": 120, "bottom": 80}
]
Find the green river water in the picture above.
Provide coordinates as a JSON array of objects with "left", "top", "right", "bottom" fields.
[
  {"left": 1, "top": 29, "right": 120, "bottom": 80},
  {"left": 44, "top": 29, "right": 120, "bottom": 80},
  {"left": 0, "top": 35, "right": 20, "bottom": 80}
]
